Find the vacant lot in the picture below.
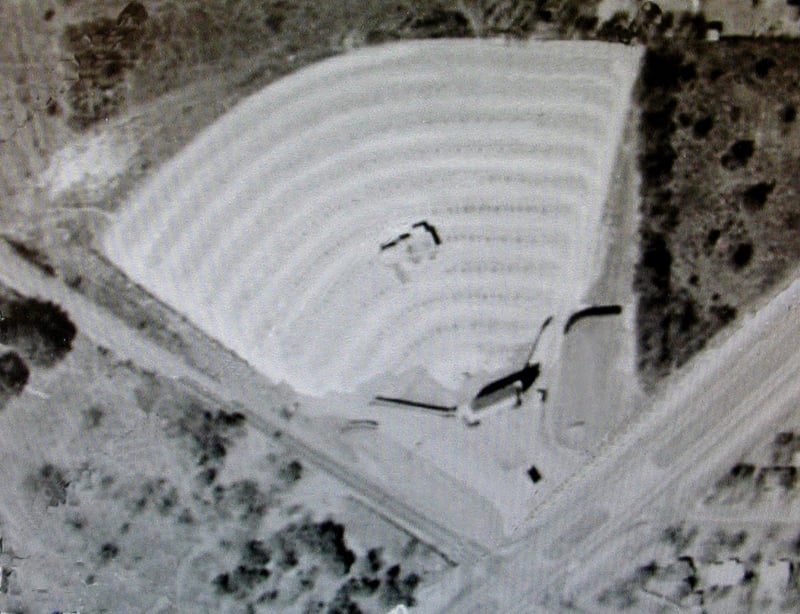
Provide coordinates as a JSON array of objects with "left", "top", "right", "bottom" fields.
[
  {"left": 635, "top": 37, "right": 800, "bottom": 388},
  {"left": 0, "top": 312, "right": 448, "bottom": 613}
]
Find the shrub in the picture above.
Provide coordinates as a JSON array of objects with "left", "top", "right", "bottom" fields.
[
  {"left": 0, "top": 350, "right": 29, "bottom": 394},
  {"left": 0, "top": 298, "right": 77, "bottom": 366},
  {"left": 278, "top": 459, "right": 303, "bottom": 483},
  {"left": 82, "top": 405, "right": 104, "bottom": 428},
  {"left": 640, "top": 144, "right": 677, "bottom": 183},
  {"left": 709, "top": 303, "right": 737, "bottom": 325},
  {"left": 731, "top": 242, "right": 753, "bottom": 269},
  {"left": 28, "top": 463, "right": 70, "bottom": 506},
  {"left": 721, "top": 139, "right": 755, "bottom": 170},
  {"left": 227, "top": 479, "right": 269, "bottom": 521},
  {"left": 742, "top": 181, "right": 775, "bottom": 210},
  {"left": 3, "top": 238, "right": 56, "bottom": 277},
  {"left": 693, "top": 115, "right": 714, "bottom": 138},
  {"left": 637, "top": 232, "right": 672, "bottom": 296},
  {"left": 755, "top": 57, "right": 776, "bottom": 78},
  {"left": 640, "top": 47, "right": 685, "bottom": 92},
  {"left": 380, "top": 564, "right": 421, "bottom": 608},
  {"left": 99, "top": 542, "right": 119, "bottom": 561}
]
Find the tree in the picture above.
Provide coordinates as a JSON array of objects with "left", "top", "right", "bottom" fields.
[{"left": 0, "top": 349, "right": 29, "bottom": 395}]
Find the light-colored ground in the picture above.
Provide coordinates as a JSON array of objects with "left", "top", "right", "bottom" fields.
[
  {"left": 428, "top": 262, "right": 800, "bottom": 612},
  {"left": 549, "top": 110, "right": 643, "bottom": 455},
  {"left": 0, "top": 240, "right": 451, "bottom": 613},
  {"left": 104, "top": 38, "right": 641, "bottom": 398},
  {"left": 4, "top": 2, "right": 799, "bottom": 611},
  {"left": 102, "top": 38, "right": 643, "bottom": 544}
]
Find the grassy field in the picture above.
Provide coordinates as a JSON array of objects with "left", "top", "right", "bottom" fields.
[
  {"left": 0, "top": 279, "right": 449, "bottom": 612},
  {"left": 634, "top": 37, "right": 800, "bottom": 388}
]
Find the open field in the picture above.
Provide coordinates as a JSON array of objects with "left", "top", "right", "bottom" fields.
[
  {"left": 634, "top": 37, "right": 800, "bottom": 389},
  {"left": 0, "top": 241, "right": 451, "bottom": 613}
]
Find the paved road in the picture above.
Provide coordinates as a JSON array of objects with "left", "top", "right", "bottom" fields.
[{"left": 430, "top": 271, "right": 800, "bottom": 612}]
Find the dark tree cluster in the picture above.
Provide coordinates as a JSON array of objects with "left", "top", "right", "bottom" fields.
[
  {"left": 99, "top": 541, "right": 120, "bottom": 562},
  {"left": 0, "top": 297, "right": 77, "bottom": 366},
  {"left": 772, "top": 430, "right": 800, "bottom": 464},
  {"left": 631, "top": 38, "right": 783, "bottom": 385},
  {"left": 635, "top": 47, "right": 688, "bottom": 232},
  {"left": 210, "top": 479, "right": 271, "bottom": 525},
  {"left": 172, "top": 404, "right": 246, "bottom": 467},
  {"left": 0, "top": 350, "right": 29, "bottom": 397},
  {"left": 380, "top": 564, "right": 421, "bottom": 609},
  {"left": 594, "top": 7, "right": 711, "bottom": 46},
  {"left": 290, "top": 519, "right": 357, "bottom": 575},
  {"left": 721, "top": 139, "right": 756, "bottom": 171},
  {"left": 713, "top": 458, "right": 799, "bottom": 500},
  {"left": 227, "top": 480, "right": 270, "bottom": 522},
  {"left": 742, "top": 181, "right": 775, "bottom": 211},
  {"left": 213, "top": 564, "right": 271, "bottom": 598},
  {"left": 365, "top": 4, "right": 473, "bottom": 43},
  {"left": 60, "top": 2, "right": 149, "bottom": 128},
  {"left": 660, "top": 524, "right": 698, "bottom": 552},
  {"left": 210, "top": 514, "right": 430, "bottom": 612},
  {"left": 693, "top": 115, "right": 714, "bottom": 138}
]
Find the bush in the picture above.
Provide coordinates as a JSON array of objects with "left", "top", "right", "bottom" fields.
[
  {"left": 226, "top": 479, "right": 269, "bottom": 522},
  {"left": 298, "top": 519, "right": 356, "bottom": 575},
  {"left": 99, "top": 542, "right": 119, "bottom": 561},
  {"left": 0, "top": 350, "right": 29, "bottom": 394},
  {"left": 3, "top": 238, "right": 56, "bottom": 277},
  {"left": 731, "top": 242, "right": 753, "bottom": 269},
  {"left": 596, "top": 11, "right": 632, "bottom": 43},
  {"left": 637, "top": 232, "right": 672, "bottom": 297},
  {"left": 174, "top": 405, "right": 246, "bottom": 466},
  {"left": 380, "top": 564, "right": 421, "bottom": 608},
  {"left": 721, "top": 139, "right": 755, "bottom": 170},
  {"left": 742, "top": 181, "right": 775, "bottom": 210},
  {"left": 61, "top": 7, "right": 147, "bottom": 128},
  {"left": 0, "top": 298, "right": 77, "bottom": 366},
  {"left": 28, "top": 463, "right": 70, "bottom": 506},
  {"left": 692, "top": 115, "right": 714, "bottom": 138},
  {"left": 278, "top": 459, "right": 303, "bottom": 483},
  {"left": 755, "top": 57, "right": 776, "bottom": 78},
  {"left": 640, "top": 47, "right": 686, "bottom": 92}
]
